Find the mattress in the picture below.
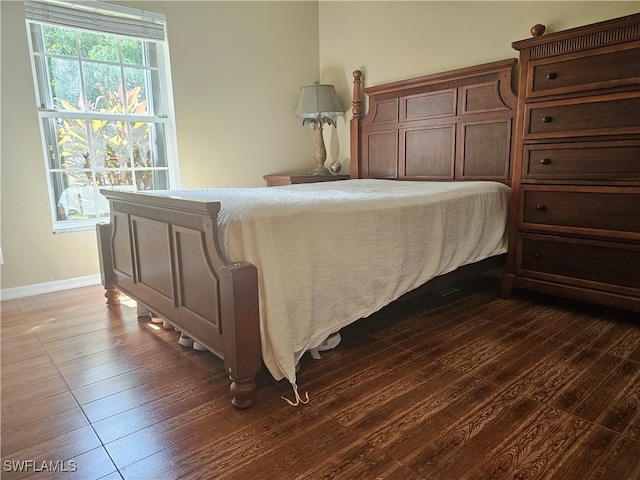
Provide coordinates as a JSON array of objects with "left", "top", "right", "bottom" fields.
[{"left": 161, "top": 179, "right": 511, "bottom": 390}]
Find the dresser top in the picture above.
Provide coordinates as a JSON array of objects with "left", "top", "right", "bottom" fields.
[{"left": 512, "top": 13, "right": 640, "bottom": 57}]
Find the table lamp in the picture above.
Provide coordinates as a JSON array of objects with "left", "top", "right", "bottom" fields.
[{"left": 296, "top": 82, "right": 344, "bottom": 175}]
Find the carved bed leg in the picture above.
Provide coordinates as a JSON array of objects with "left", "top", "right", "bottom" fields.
[
  {"left": 229, "top": 374, "right": 257, "bottom": 409},
  {"left": 105, "top": 286, "right": 121, "bottom": 306},
  {"left": 96, "top": 222, "right": 122, "bottom": 307},
  {"left": 220, "top": 262, "right": 261, "bottom": 409}
]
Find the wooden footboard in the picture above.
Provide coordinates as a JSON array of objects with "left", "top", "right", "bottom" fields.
[{"left": 96, "top": 190, "right": 261, "bottom": 409}]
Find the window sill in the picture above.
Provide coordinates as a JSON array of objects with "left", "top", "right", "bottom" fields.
[{"left": 53, "top": 218, "right": 109, "bottom": 234}]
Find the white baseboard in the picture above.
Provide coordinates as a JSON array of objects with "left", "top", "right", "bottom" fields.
[{"left": 0, "top": 274, "right": 102, "bottom": 301}]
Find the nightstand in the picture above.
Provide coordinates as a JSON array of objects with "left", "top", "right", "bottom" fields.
[{"left": 263, "top": 173, "right": 350, "bottom": 187}]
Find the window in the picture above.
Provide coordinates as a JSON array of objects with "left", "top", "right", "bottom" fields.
[{"left": 25, "top": 0, "right": 179, "bottom": 232}]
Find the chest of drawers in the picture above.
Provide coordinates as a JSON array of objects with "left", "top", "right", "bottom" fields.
[{"left": 501, "top": 14, "right": 640, "bottom": 311}]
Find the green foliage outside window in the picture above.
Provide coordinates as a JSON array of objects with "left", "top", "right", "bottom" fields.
[
  {"left": 55, "top": 83, "right": 153, "bottom": 189},
  {"left": 42, "top": 25, "right": 156, "bottom": 192},
  {"left": 43, "top": 25, "right": 146, "bottom": 104}
]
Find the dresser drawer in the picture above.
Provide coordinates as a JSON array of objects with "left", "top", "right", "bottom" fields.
[
  {"left": 523, "top": 141, "right": 640, "bottom": 182},
  {"left": 518, "top": 234, "right": 640, "bottom": 290},
  {"left": 527, "top": 46, "right": 640, "bottom": 98},
  {"left": 524, "top": 93, "right": 640, "bottom": 139},
  {"left": 521, "top": 188, "right": 640, "bottom": 235}
]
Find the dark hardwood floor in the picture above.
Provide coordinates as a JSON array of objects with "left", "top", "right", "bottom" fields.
[{"left": 1, "top": 274, "right": 639, "bottom": 479}]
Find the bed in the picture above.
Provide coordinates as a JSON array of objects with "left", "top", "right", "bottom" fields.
[{"left": 97, "top": 59, "right": 517, "bottom": 408}]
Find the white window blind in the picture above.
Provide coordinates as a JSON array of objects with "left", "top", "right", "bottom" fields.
[{"left": 23, "top": 0, "right": 165, "bottom": 41}]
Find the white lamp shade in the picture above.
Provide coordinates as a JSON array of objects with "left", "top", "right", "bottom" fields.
[{"left": 296, "top": 83, "right": 344, "bottom": 118}]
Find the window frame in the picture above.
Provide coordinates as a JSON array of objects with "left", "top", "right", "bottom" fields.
[{"left": 24, "top": 0, "right": 180, "bottom": 233}]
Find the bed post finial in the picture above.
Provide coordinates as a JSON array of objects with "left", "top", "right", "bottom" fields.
[
  {"left": 531, "top": 24, "right": 546, "bottom": 37},
  {"left": 352, "top": 70, "right": 363, "bottom": 119},
  {"left": 350, "top": 69, "right": 364, "bottom": 179}
]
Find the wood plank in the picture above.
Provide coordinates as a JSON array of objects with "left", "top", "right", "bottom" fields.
[
  {"left": 61, "top": 341, "right": 191, "bottom": 391},
  {"left": 70, "top": 347, "right": 214, "bottom": 406},
  {"left": 0, "top": 354, "right": 57, "bottom": 380},
  {"left": 1, "top": 407, "right": 89, "bottom": 458},
  {"left": 408, "top": 396, "right": 543, "bottom": 478},
  {"left": 103, "top": 391, "right": 235, "bottom": 469},
  {"left": 471, "top": 404, "right": 593, "bottom": 479},
  {"left": 551, "top": 351, "right": 624, "bottom": 413},
  {"left": 90, "top": 373, "right": 226, "bottom": 443},
  {"left": 586, "top": 435, "right": 640, "bottom": 480},
  {"left": 3, "top": 277, "right": 640, "bottom": 479},
  {"left": 571, "top": 359, "right": 640, "bottom": 427},
  {"left": 1, "top": 376, "right": 71, "bottom": 413},
  {"left": 0, "top": 391, "right": 79, "bottom": 433},
  {"left": 597, "top": 365, "right": 640, "bottom": 434},
  {"left": 40, "top": 324, "right": 174, "bottom": 365},
  {"left": 18, "top": 447, "right": 119, "bottom": 480},
  {"left": 547, "top": 425, "right": 619, "bottom": 480},
  {"left": 1, "top": 425, "right": 102, "bottom": 478}
]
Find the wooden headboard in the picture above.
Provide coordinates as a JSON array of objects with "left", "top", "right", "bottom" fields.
[{"left": 350, "top": 59, "right": 518, "bottom": 185}]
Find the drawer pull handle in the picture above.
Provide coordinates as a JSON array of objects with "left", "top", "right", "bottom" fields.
[
  {"left": 541, "top": 158, "right": 551, "bottom": 165},
  {"left": 546, "top": 72, "right": 557, "bottom": 80},
  {"left": 542, "top": 116, "right": 553, "bottom": 123},
  {"left": 534, "top": 253, "right": 543, "bottom": 260},
  {"left": 536, "top": 204, "right": 546, "bottom": 212}
]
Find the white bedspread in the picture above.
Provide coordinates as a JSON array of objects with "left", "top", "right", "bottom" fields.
[{"left": 162, "top": 179, "right": 510, "bottom": 388}]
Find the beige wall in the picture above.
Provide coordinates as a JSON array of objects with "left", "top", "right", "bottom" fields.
[
  {"left": 1, "top": 1, "right": 638, "bottom": 294},
  {"left": 318, "top": 1, "right": 640, "bottom": 172},
  {"left": 0, "top": 0, "right": 319, "bottom": 292}
]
